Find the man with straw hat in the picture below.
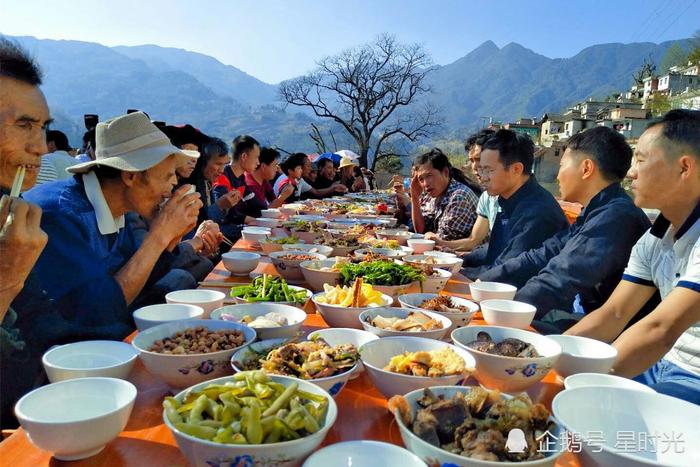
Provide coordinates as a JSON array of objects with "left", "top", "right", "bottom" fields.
[{"left": 23, "top": 110, "right": 201, "bottom": 329}]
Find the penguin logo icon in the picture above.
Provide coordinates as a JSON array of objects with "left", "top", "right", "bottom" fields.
[{"left": 506, "top": 428, "right": 528, "bottom": 453}]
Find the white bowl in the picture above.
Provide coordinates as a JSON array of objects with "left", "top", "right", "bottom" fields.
[
  {"left": 468, "top": 281, "right": 517, "bottom": 302},
  {"left": 451, "top": 325, "right": 562, "bottom": 392},
  {"left": 232, "top": 284, "right": 313, "bottom": 308},
  {"left": 423, "top": 250, "right": 456, "bottom": 258},
  {"left": 354, "top": 248, "right": 407, "bottom": 259},
  {"left": 312, "top": 291, "right": 393, "bottom": 329},
  {"left": 547, "top": 335, "right": 618, "bottom": 378},
  {"left": 282, "top": 243, "right": 334, "bottom": 257},
  {"left": 398, "top": 293, "right": 479, "bottom": 333},
  {"left": 132, "top": 319, "right": 256, "bottom": 390},
  {"left": 292, "top": 230, "right": 324, "bottom": 244},
  {"left": 564, "top": 373, "right": 656, "bottom": 393},
  {"left": 406, "top": 239, "right": 435, "bottom": 254},
  {"left": 375, "top": 229, "right": 413, "bottom": 246},
  {"left": 260, "top": 208, "right": 282, "bottom": 219},
  {"left": 393, "top": 385, "right": 563, "bottom": 467},
  {"left": 372, "top": 281, "right": 422, "bottom": 301},
  {"left": 419, "top": 268, "right": 452, "bottom": 294},
  {"left": 42, "top": 341, "right": 138, "bottom": 383},
  {"left": 15, "top": 377, "right": 136, "bottom": 460},
  {"left": 165, "top": 374, "right": 338, "bottom": 467},
  {"left": 300, "top": 259, "right": 342, "bottom": 291},
  {"left": 165, "top": 289, "right": 226, "bottom": 319},
  {"left": 133, "top": 303, "right": 205, "bottom": 331},
  {"left": 403, "top": 255, "right": 463, "bottom": 274},
  {"left": 209, "top": 303, "right": 306, "bottom": 340},
  {"left": 270, "top": 250, "right": 328, "bottom": 283},
  {"left": 359, "top": 307, "right": 452, "bottom": 340},
  {"left": 553, "top": 387, "right": 700, "bottom": 466},
  {"left": 291, "top": 214, "right": 327, "bottom": 223},
  {"left": 221, "top": 251, "right": 261, "bottom": 276},
  {"left": 480, "top": 299, "right": 537, "bottom": 329},
  {"left": 241, "top": 228, "right": 271, "bottom": 243},
  {"left": 254, "top": 217, "right": 282, "bottom": 228},
  {"left": 230, "top": 338, "right": 289, "bottom": 373},
  {"left": 304, "top": 440, "right": 427, "bottom": 467},
  {"left": 360, "top": 336, "right": 476, "bottom": 398},
  {"left": 308, "top": 327, "right": 380, "bottom": 377}
]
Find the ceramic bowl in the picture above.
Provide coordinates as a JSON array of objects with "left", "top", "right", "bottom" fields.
[
  {"left": 254, "top": 217, "right": 282, "bottom": 228},
  {"left": 451, "top": 325, "right": 562, "bottom": 392},
  {"left": 133, "top": 303, "right": 205, "bottom": 331},
  {"left": 42, "top": 341, "right": 138, "bottom": 383},
  {"left": 300, "top": 259, "right": 343, "bottom": 292},
  {"left": 480, "top": 299, "right": 537, "bottom": 329},
  {"left": 221, "top": 251, "right": 261, "bottom": 276},
  {"left": 209, "top": 303, "right": 306, "bottom": 340},
  {"left": 406, "top": 239, "right": 435, "bottom": 254},
  {"left": 269, "top": 250, "right": 327, "bottom": 283},
  {"left": 241, "top": 227, "right": 272, "bottom": 243},
  {"left": 132, "top": 319, "right": 256, "bottom": 390},
  {"left": 563, "top": 373, "right": 656, "bottom": 393},
  {"left": 375, "top": 229, "right": 413, "bottom": 246},
  {"left": 547, "top": 335, "right": 618, "bottom": 378},
  {"left": 303, "top": 440, "right": 427, "bottom": 467},
  {"left": 311, "top": 291, "right": 393, "bottom": 329},
  {"left": 420, "top": 268, "right": 452, "bottom": 295},
  {"left": 354, "top": 248, "right": 407, "bottom": 260},
  {"left": 260, "top": 208, "right": 282, "bottom": 219},
  {"left": 402, "top": 255, "right": 463, "bottom": 274},
  {"left": 232, "top": 285, "right": 313, "bottom": 309},
  {"left": 398, "top": 293, "right": 479, "bottom": 333},
  {"left": 468, "top": 281, "right": 517, "bottom": 302},
  {"left": 281, "top": 243, "right": 334, "bottom": 257},
  {"left": 359, "top": 307, "right": 452, "bottom": 340},
  {"left": 165, "top": 289, "right": 226, "bottom": 319},
  {"left": 308, "top": 328, "right": 380, "bottom": 377},
  {"left": 15, "top": 377, "right": 136, "bottom": 460}
]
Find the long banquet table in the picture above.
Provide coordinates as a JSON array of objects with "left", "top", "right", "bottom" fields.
[{"left": 0, "top": 237, "right": 579, "bottom": 466}]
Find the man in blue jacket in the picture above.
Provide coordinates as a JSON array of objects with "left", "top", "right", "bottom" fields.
[
  {"left": 477, "top": 127, "right": 651, "bottom": 332},
  {"left": 461, "top": 130, "right": 568, "bottom": 278}
]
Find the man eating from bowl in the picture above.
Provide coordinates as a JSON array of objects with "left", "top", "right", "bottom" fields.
[
  {"left": 566, "top": 110, "right": 700, "bottom": 404},
  {"left": 23, "top": 111, "right": 202, "bottom": 329}
]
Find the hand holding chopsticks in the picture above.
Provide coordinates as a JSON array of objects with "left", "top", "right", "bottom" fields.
[{"left": 9, "top": 166, "right": 26, "bottom": 197}]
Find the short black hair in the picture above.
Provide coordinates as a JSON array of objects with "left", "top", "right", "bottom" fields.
[
  {"left": 565, "top": 126, "right": 632, "bottom": 182},
  {"left": 481, "top": 129, "right": 534, "bottom": 173},
  {"left": 281, "top": 152, "right": 308, "bottom": 174},
  {"left": 202, "top": 137, "right": 229, "bottom": 159},
  {"left": 0, "top": 37, "right": 43, "bottom": 86},
  {"left": 232, "top": 135, "right": 260, "bottom": 160},
  {"left": 47, "top": 130, "right": 71, "bottom": 151},
  {"left": 647, "top": 109, "right": 700, "bottom": 159},
  {"left": 317, "top": 157, "right": 334, "bottom": 169},
  {"left": 259, "top": 147, "right": 280, "bottom": 166},
  {"left": 414, "top": 148, "right": 451, "bottom": 172},
  {"left": 464, "top": 128, "right": 495, "bottom": 152}
]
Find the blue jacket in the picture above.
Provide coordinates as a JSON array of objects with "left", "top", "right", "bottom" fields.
[
  {"left": 478, "top": 183, "right": 651, "bottom": 316},
  {"left": 461, "top": 177, "right": 568, "bottom": 279},
  {"left": 23, "top": 177, "right": 173, "bottom": 327}
]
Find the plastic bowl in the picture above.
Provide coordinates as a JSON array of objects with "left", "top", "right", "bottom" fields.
[
  {"left": 132, "top": 319, "right": 256, "bottom": 390},
  {"left": 451, "top": 325, "right": 562, "bottom": 392},
  {"left": 221, "top": 251, "right": 261, "bottom": 276},
  {"left": 402, "top": 255, "right": 463, "bottom": 274},
  {"left": 480, "top": 299, "right": 537, "bottom": 329},
  {"left": 303, "top": 440, "right": 427, "bottom": 467},
  {"left": 42, "top": 341, "right": 138, "bottom": 383},
  {"left": 254, "top": 217, "right": 282, "bottom": 228},
  {"left": 15, "top": 377, "right": 136, "bottom": 460},
  {"left": 260, "top": 208, "right": 282, "bottom": 219},
  {"left": 419, "top": 268, "right": 452, "bottom": 295},
  {"left": 241, "top": 228, "right": 271, "bottom": 244},
  {"left": 547, "top": 335, "right": 618, "bottom": 378},
  {"left": 209, "top": 303, "right": 306, "bottom": 340},
  {"left": 406, "top": 239, "right": 435, "bottom": 254},
  {"left": 133, "top": 303, "right": 205, "bottom": 331},
  {"left": 359, "top": 307, "right": 452, "bottom": 340},
  {"left": 375, "top": 229, "right": 413, "bottom": 246},
  {"left": 311, "top": 291, "right": 394, "bottom": 329},
  {"left": 398, "top": 293, "right": 479, "bottom": 333},
  {"left": 165, "top": 374, "right": 338, "bottom": 467},
  {"left": 468, "top": 281, "right": 517, "bottom": 302},
  {"left": 308, "top": 328, "right": 380, "bottom": 378},
  {"left": 281, "top": 243, "right": 334, "bottom": 257},
  {"left": 165, "top": 289, "right": 226, "bottom": 319},
  {"left": 563, "top": 373, "right": 656, "bottom": 393},
  {"left": 269, "top": 250, "right": 327, "bottom": 283},
  {"left": 354, "top": 248, "right": 407, "bottom": 260},
  {"left": 360, "top": 336, "right": 476, "bottom": 398},
  {"left": 300, "top": 259, "right": 343, "bottom": 292}
]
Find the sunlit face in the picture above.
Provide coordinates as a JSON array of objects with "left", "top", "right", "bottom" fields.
[
  {"left": 259, "top": 158, "right": 279, "bottom": 181},
  {"left": 468, "top": 144, "right": 484, "bottom": 184},
  {"left": 628, "top": 125, "right": 686, "bottom": 210},
  {"left": 557, "top": 148, "right": 586, "bottom": 203},
  {"left": 176, "top": 157, "right": 197, "bottom": 179},
  {"left": 320, "top": 160, "right": 336, "bottom": 180},
  {"left": 479, "top": 148, "right": 522, "bottom": 198},
  {"left": 288, "top": 165, "right": 303, "bottom": 180},
  {"left": 0, "top": 77, "right": 51, "bottom": 190},
  {"left": 125, "top": 155, "right": 179, "bottom": 220},
  {"left": 415, "top": 162, "right": 450, "bottom": 198},
  {"left": 203, "top": 153, "right": 230, "bottom": 182},
  {"left": 240, "top": 145, "right": 260, "bottom": 173},
  {"left": 301, "top": 158, "right": 312, "bottom": 177}
]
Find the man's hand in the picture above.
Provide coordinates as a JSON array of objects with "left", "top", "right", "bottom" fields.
[
  {"left": 424, "top": 232, "right": 439, "bottom": 241},
  {"left": 216, "top": 189, "right": 242, "bottom": 211},
  {"left": 195, "top": 221, "right": 223, "bottom": 256},
  {"left": 409, "top": 174, "right": 422, "bottom": 200},
  {"left": 333, "top": 183, "right": 348, "bottom": 193},
  {"left": 280, "top": 183, "right": 295, "bottom": 200},
  {"left": 150, "top": 185, "right": 202, "bottom": 248},
  {"left": 0, "top": 196, "right": 48, "bottom": 316}
]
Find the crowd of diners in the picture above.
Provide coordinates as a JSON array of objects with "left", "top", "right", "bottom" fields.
[{"left": 1, "top": 38, "right": 699, "bottom": 429}]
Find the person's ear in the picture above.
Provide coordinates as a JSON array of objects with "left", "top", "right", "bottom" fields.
[
  {"left": 121, "top": 171, "right": 138, "bottom": 187},
  {"left": 510, "top": 162, "right": 524, "bottom": 176},
  {"left": 678, "top": 155, "right": 696, "bottom": 180},
  {"left": 581, "top": 158, "right": 596, "bottom": 180}
]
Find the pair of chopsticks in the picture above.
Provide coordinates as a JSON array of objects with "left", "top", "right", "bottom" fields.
[
  {"left": 10, "top": 167, "right": 26, "bottom": 197},
  {"left": 221, "top": 237, "right": 234, "bottom": 247}
]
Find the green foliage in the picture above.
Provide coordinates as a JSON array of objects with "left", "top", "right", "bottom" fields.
[
  {"left": 659, "top": 43, "right": 687, "bottom": 74},
  {"left": 649, "top": 93, "right": 672, "bottom": 116}
]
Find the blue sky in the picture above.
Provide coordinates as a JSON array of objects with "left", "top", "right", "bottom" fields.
[{"left": 0, "top": 0, "right": 698, "bottom": 83}]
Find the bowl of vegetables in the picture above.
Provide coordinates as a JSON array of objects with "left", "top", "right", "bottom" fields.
[
  {"left": 402, "top": 255, "right": 464, "bottom": 275},
  {"left": 163, "top": 371, "right": 338, "bottom": 467},
  {"left": 269, "top": 250, "right": 328, "bottom": 283},
  {"left": 260, "top": 236, "right": 302, "bottom": 255},
  {"left": 210, "top": 303, "right": 307, "bottom": 340},
  {"left": 311, "top": 281, "right": 394, "bottom": 329},
  {"left": 283, "top": 221, "right": 326, "bottom": 244},
  {"left": 300, "top": 258, "right": 348, "bottom": 292},
  {"left": 230, "top": 275, "right": 312, "bottom": 308},
  {"left": 281, "top": 243, "right": 334, "bottom": 257},
  {"left": 338, "top": 260, "right": 423, "bottom": 300},
  {"left": 359, "top": 307, "right": 452, "bottom": 340},
  {"left": 375, "top": 229, "right": 413, "bottom": 246},
  {"left": 318, "top": 236, "right": 361, "bottom": 257}
]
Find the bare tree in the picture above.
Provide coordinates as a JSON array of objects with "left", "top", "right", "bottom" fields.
[
  {"left": 633, "top": 55, "right": 657, "bottom": 86},
  {"left": 280, "top": 34, "right": 442, "bottom": 170},
  {"left": 308, "top": 122, "right": 338, "bottom": 154}
]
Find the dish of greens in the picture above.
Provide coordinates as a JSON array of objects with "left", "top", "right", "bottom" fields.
[
  {"left": 230, "top": 275, "right": 309, "bottom": 304},
  {"left": 338, "top": 260, "right": 423, "bottom": 286}
]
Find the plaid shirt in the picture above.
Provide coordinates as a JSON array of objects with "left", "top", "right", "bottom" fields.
[{"left": 421, "top": 179, "right": 479, "bottom": 240}]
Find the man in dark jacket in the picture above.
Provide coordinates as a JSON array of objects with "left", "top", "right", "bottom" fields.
[
  {"left": 477, "top": 127, "right": 651, "bottom": 332},
  {"left": 461, "top": 130, "right": 568, "bottom": 278}
]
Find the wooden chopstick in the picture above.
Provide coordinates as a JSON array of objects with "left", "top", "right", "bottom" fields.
[
  {"left": 221, "top": 237, "right": 234, "bottom": 247},
  {"left": 10, "top": 166, "right": 25, "bottom": 197}
]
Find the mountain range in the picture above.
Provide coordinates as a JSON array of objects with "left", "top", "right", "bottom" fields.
[{"left": 3, "top": 34, "right": 690, "bottom": 153}]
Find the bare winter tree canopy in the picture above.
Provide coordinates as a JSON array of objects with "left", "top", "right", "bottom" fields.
[{"left": 279, "top": 34, "right": 443, "bottom": 169}]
